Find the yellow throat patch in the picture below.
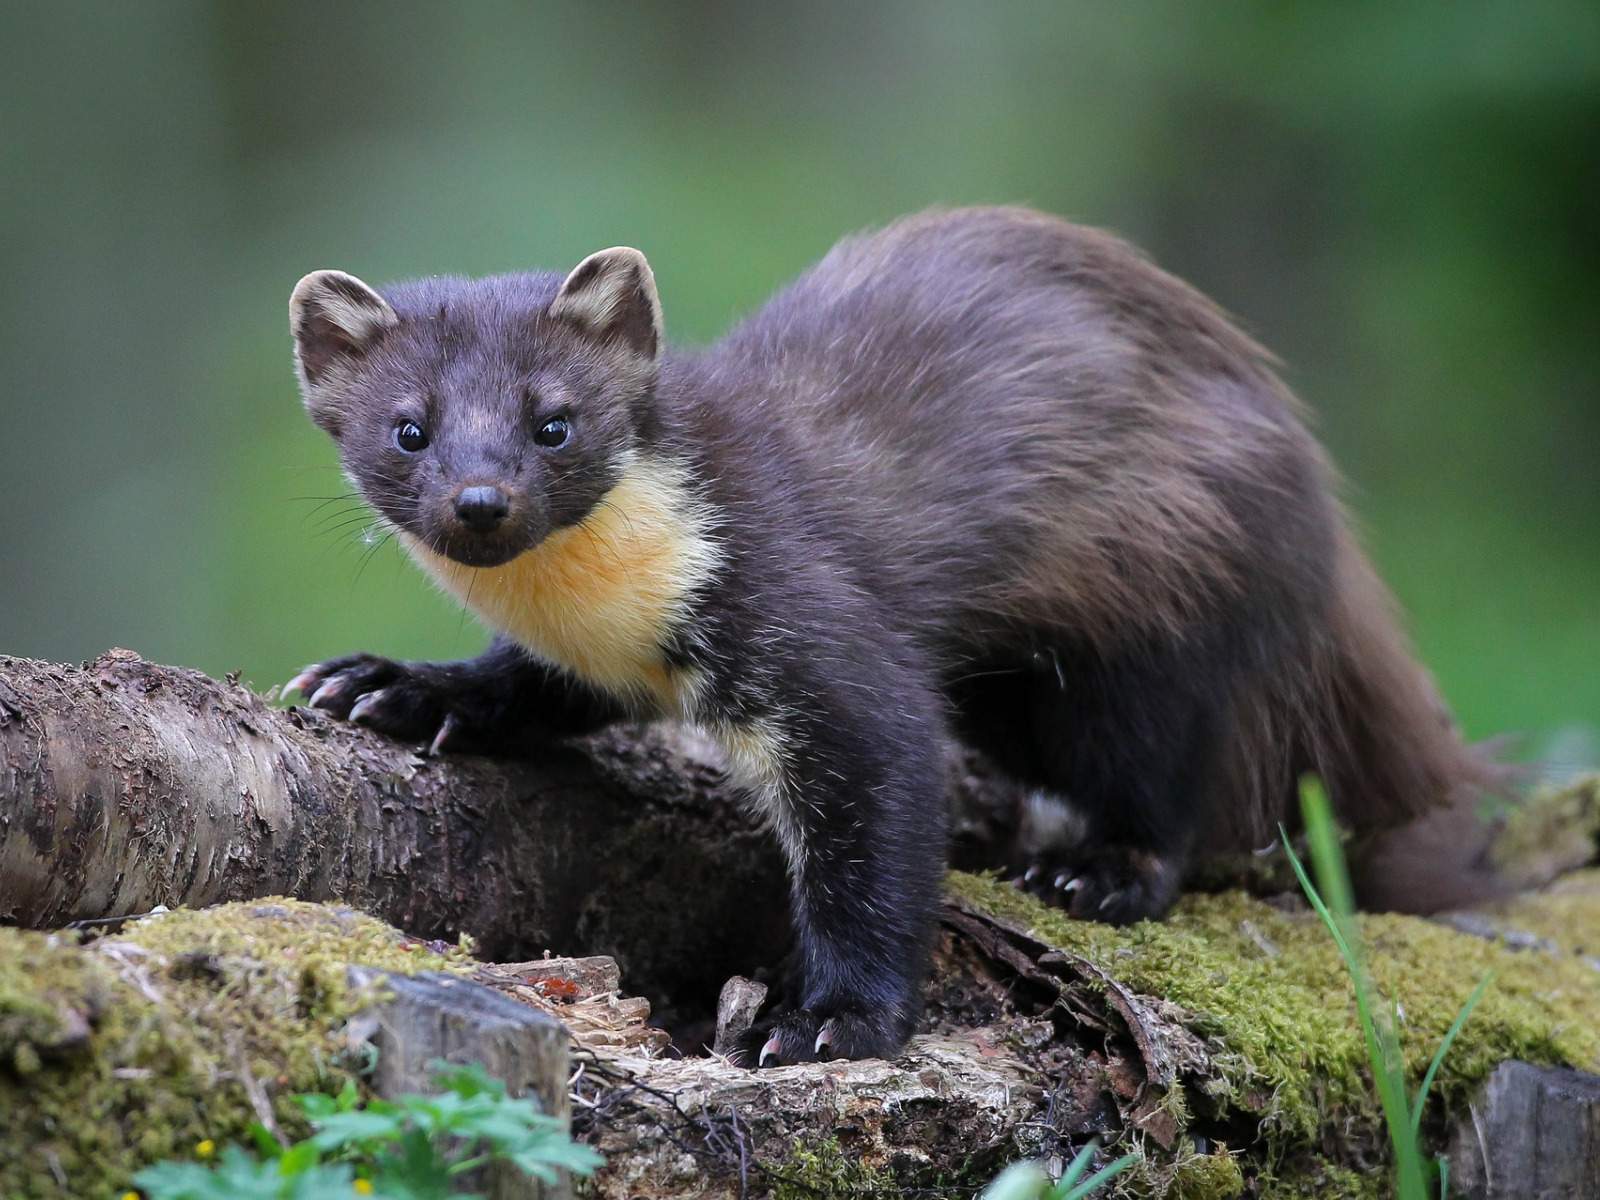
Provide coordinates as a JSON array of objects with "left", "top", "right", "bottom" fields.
[{"left": 401, "top": 455, "right": 719, "bottom": 713}]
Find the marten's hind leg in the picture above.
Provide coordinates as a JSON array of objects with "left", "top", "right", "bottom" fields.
[{"left": 1005, "top": 639, "right": 1233, "bottom": 924}]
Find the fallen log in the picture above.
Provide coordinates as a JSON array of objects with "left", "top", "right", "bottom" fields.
[
  {"left": 7, "top": 871, "right": 1600, "bottom": 1196},
  {"left": 348, "top": 965, "right": 573, "bottom": 1200},
  {"left": 7, "top": 648, "right": 1600, "bottom": 1198},
  {"left": 0, "top": 649, "right": 798, "bottom": 1021},
  {"left": 0, "top": 648, "right": 1035, "bottom": 1031},
  {"left": 1447, "top": 1060, "right": 1600, "bottom": 1200}
]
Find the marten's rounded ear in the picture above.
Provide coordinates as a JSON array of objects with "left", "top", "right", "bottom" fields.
[
  {"left": 548, "top": 247, "right": 662, "bottom": 362},
  {"left": 290, "top": 270, "right": 399, "bottom": 385}
]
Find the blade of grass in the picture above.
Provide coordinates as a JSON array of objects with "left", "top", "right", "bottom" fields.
[
  {"left": 981, "top": 1162, "right": 1047, "bottom": 1200},
  {"left": 1058, "top": 1151, "right": 1138, "bottom": 1200},
  {"left": 1056, "top": 1141, "right": 1098, "bottom": 1191},
  {"left": 1287, "top": 777, "right": 1430, "bottom": 1200},
  {"left": 1411, "top": 969, "right": 1494, "bottom": 1141}
]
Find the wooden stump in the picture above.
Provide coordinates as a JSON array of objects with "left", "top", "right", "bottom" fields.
[
  {"left": 349, "top": 967, "right": 574, "bottom": 1200},
  {"left": 1449, "top": 1060, "right": 1600, "bottom": 1199}
]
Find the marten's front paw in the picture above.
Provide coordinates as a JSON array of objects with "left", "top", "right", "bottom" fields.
[
  {"left": 728, "top": 1008, "right": 901, "bottom": 1067},
  {"left": 1017, "top": 846, "right": 1181, "bottom": 926},
  {"left": 286, "top": 654, "right": 460, "bottom": 753}
]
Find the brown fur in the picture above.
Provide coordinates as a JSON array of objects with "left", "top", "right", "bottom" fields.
[{"left": 706, "top": 208, "right": 1496, "bottom": 899}]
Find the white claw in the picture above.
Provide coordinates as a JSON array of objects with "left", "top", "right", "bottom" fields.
[
  {"left": 1062, "top": 877, "right": 1084, "bottom": 893},
  {"left": 814, "top": 1026, "right": 834, "bottom": 1056},
  {"left": 759, "top": 1035, "right": 783, "bottom": 1068},
  {"left": 428, "top": 714, "right": 458, "bottom": 757},
  {"left": 308, "top": 681, "right": 342, "bottom": 708},
  {"left": 1023, "top": 865, "right": 1041, "bottom": 884},
  {"left": 1098, "top": 889, "right": 1123, "bottom": 913},
  {"left": 348, "top": 692, "right": 382, "bottom": 724},
  {"left": 284, "top": 668, "right": 318, "bottom": 697}
]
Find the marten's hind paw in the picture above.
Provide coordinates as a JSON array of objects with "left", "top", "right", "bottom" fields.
[
  {"left": 728, "top": 1008, "right": 901, "bottom": 1068},
  {"left": 286, "top": 654, "right": 455, "bottom": 749},
  {"left": 1017, "top": 846, "right": 1181, "bottom": 926}
]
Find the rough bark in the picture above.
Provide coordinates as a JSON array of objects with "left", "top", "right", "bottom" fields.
[
  {"left": 0, "top": 649, "right": 799, "bottom": 1021},
  {"left": 0, "top": 648, "right": 1035, "bottom": 1028}
]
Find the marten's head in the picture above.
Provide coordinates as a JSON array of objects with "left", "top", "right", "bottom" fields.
[{"left": 290, "top": 250, "right": 663, "bottom": 569}]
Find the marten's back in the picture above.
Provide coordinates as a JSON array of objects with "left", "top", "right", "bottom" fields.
[
  {"left": 701, "top": 207, "right": 1338, "bottom": 654},
  {"left": 687, "top": 208, "right": 1500, "bottom": 870}
]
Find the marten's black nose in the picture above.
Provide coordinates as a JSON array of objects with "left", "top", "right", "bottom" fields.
[{"left": 454, "top": 485, "right": 511, "bottom": 532}]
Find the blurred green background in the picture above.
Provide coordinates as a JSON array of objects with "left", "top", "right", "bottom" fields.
[{"left": 2, "top": 2, "right": 1596, "bottom": 767}]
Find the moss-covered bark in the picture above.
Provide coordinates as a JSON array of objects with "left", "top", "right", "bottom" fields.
[
  {"left": 946, "top": 851, "right": 1600, "bottom": 1198},
  {"left": 0, "top": 899, "right": 466, "bottom": 1199},
  {"left": 4, "top": 646, "right": 1598, "bottom": 1198},
  {"left": 0, "top": 650, "right": 792, "bottom": 1022},
  {"left": 6, "top": 851, "right": 1600, "bottom": 1198}
]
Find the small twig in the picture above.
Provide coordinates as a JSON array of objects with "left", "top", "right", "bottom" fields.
[
  {"left": 730, "top": 1104, "right": 749, "bottom": 1200},
  {"left": 231, "top": 1039, "right": 288, "bottom": 1147},
  {"left": 65, "top": 906, "right": 169, "bottom": 933}
]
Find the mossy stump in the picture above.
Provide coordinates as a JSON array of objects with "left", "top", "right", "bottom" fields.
[{"left": 0, "top": 899, "right": 476, "bottom": 1199}]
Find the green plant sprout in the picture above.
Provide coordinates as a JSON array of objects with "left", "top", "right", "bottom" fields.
[
  {"left": 131, "top": 1061, "right": 603, "bottom": 1200},
  {"left": 982, "top": 1138, "right": 1137, "bottom": 1200},
  {"left": 1283, "top": 777, "right": 1493, "bottom": 1200}
]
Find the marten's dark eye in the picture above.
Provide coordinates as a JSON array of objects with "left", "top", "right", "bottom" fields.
[
  {"left": 395, "top": 421, "right": 429, "bottom": 453},
  {"left": 534, "top": 417, "right": 570, "bottom": 448}
]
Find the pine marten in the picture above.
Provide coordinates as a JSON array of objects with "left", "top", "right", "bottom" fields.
[{"left": 286, "top": 207, "right": 1499, "bottom": 1066}]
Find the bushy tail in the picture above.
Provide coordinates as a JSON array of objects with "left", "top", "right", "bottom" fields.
[
  {"left": 1306, "top": 526, "right": 1508, "bottom": 912},
  {"left": 1209, "top": 522, "right": 1507, "bottom": 911}
]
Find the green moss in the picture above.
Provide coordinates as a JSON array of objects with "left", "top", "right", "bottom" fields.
[
  {"left": 0, "top": 898, "right": 465, "bottom": 1199},
  {"left": 1252, "top": 1158, "right": 1388, "bottom": 1200},
  {"left": 1162, "top": 1142, "right": 1246, "bottom": 1200},
  {"left": 1491, "top": 772, "right": 1600, "bottom": 887},
  {"left": 1490, "top": 868, "right": 1600, "bottom": 957},
  {"left": 771, "top": 1136, "right": 905, "bottom": 1199},
  {"left": 950, "top": 869, "right": 1600, "bottom": 1168}
]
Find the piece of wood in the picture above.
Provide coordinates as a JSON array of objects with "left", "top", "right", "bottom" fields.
[
  {"left": 711, "top": 975, "right": 767, "bottom": 1057},
  {"left": 0, "top": 649, "right": 1036, "bottom": 1029},
  {"left": 488, "top": 956, "right": 625, "bottom": 997},
  {"left": 476, "top": 957, "right": 674, "bottom": 1058},
  {"left": 348, "top": 967, "right": 573, "bottom": 1200},
  {"left": 0, "top": 650, "right": 796, "bottom": 1015},
  {"left": 574, "top": 1034, "right": 1045, "bottom": 1200},
  {"left": 1448, "top": 1060, "right": 1600, "bottom": 1199}
]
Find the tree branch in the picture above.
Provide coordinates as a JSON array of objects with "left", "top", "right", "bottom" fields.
[{"left": 0, "top": 648, "right": 792, "bottom": 1014}]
